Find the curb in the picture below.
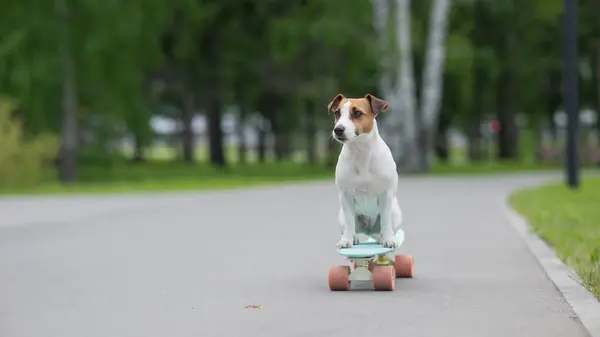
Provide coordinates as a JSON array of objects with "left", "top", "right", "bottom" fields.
[{"left": 502, "top": 197, "right": 600, "bottom": 337}]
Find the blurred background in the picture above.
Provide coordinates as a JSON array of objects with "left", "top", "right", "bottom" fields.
[{"left": 0, "top": 0, "right": 599, "bottom": 194}]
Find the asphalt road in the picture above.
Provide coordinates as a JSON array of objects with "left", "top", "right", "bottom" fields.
[{"left": 0, "top": 173, "right": 593, "bottom": 337}]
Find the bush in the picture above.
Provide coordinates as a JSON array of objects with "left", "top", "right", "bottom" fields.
[{"left": 0, "top": 97, "right": 59, "bottom": 188}]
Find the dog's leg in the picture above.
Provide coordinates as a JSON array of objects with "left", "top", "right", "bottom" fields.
[
  {"left": 336, "top": 192, "right": 357, "bottom": 248},
  {"left": 381, "top": 201, "right": 404, "bottom": 261},
  {"left": 391, "top": 198, "right": 403, "bottom": 235},
  {"left": 338, "top": 209, "right": 359, "bottom": 244},
  {"left": 377, "top": 190, "right": 397, "bottom": 248}
]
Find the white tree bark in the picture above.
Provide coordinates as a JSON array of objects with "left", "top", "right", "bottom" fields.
[
  {"left": 417, "top": 0, "right": 451, "bottom": 171},
  {"left": 371, "top": 0, "right": 392, "bottom": 98},
  {"left": 373, "top": 0, "right": 451, "bottom": 171},
  {"left": 371, "top": 0, "right": 403, "bottom": 162},
  {"left": 395, "top": 0, "right": 418, "bottom": 167},
  {"left": 419, "top": 0, "right": 452, "bottom": 139}
]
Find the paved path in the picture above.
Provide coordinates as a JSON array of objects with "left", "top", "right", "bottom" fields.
[{"left": 0, "top": 173, "right": 593, "bottom": 337}]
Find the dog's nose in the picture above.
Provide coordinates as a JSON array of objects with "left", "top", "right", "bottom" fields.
[{"left": 334, "top": 125, "right": 345, "bottom": 136}]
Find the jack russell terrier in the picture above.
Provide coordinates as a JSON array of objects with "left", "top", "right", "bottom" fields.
[{"left": 328, "top": 93, "right": 404, "bottom": 249}]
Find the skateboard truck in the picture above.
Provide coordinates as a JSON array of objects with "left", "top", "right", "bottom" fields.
[
  {"left": 329, "top": 232, "right": 414, "bottom": 291},
  {"left": 349, "top": 258, "right": 372, "bottom": 282}
]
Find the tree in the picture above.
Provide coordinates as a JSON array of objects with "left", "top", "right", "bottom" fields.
[
  {"left": 395, "top": 0, "right": 420, "bottom": 171},
  {"left": 55, "top": 0, "right": 79, "bottom": 183},
  {"left": 418, "top": 0, "right": 452, "bottom": 171}
]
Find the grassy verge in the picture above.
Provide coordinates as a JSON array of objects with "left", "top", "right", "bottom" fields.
[
  {"left": 510, "top": 177, "right": 600, "bottom": 299},
  {"left": 431, "top": 160, "right": 565, "bottom": 175},
  {"left": 0, "top": 162, "right": 333, "bottom": 196},
  {"left": 1, "top": 159, "right": 588, "bottom": 196}
]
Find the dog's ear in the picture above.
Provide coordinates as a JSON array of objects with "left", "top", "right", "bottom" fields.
[
  {"left": 327, "top": 94, "right": 344, "bottom": 115},
  {"left": 364, "top": 94, "right": 388, "bottom": 116}
]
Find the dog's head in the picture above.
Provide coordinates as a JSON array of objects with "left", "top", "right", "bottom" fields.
[{"left": 327, "top": 93, "right": 389, "bottom": 143}]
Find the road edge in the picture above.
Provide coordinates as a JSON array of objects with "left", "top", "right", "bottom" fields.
[{"left": 502, "top": 195, "right": 600, "bottom": 337}]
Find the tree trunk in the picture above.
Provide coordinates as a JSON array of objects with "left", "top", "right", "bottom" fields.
[
  {"left": 372, "top": 0, "right": 392, "bottom": 99},
  {"left": 271, "top": 115, "right": 285, "bottom": 162},
  {"left": 257, "top": 121, "right": 267, "bottom": 163},
  {"left": 132, "top": 134, "right": 145, "bottom": 163},
  {"left": 395, "top": 0, "right": 419, "bottom": 171},
  {"left": 233, "top": 81, "right": 248, "bottom": 164},
  {"left": 236, "top": 106, "right": 248, "bottom": 165},
  {"left": 496, "top": 31, "right": 518, "bottom": 160},
  {"left": 305, "top": 99, "right": 317, "bottom": 165},
  {"left": 255, "top": 94, "right": 270, "bottom": 163},
  {"left": 496, "top": 69, "right": 518, "bottom": 159},
  {"left": 204, "top": 27, "right": 226, "bottom": 167},
  {"left": 434, "top": 112, "right": 450, "bottom": 162},
  {"left": 257, "top": 93, "right": 282, "bottom": 163},
  {"left": 131, "top": 75, "right": 155, "bottom": 164},
  {"left": 207, "top": 96, "right": 225, "bottom": 167},
  {"left": 56, "top": 0, "right": 78, "bottom": 183},
  {"left": 181, "top": 87, "right": 195, "bottom": 164},
  {"left": 271, "top": 97, "right": 294, "bottom": 162},
  {"left": 417, "top": 0, "right": 452, "bottom": 171},
  {"left": 372, "top": 0, "right": 398, "bottom": 161}
]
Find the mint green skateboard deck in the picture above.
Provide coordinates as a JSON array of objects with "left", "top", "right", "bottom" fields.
[
  {"left": 337, "top": 230, "right": 404, "bottom": 259},
  {"left": 337, "top": 238, "right": 396, "bottom": 259}
]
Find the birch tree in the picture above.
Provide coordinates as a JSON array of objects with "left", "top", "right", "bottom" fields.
[
  {"left": 372, "top": 0, "right": 451, "bottom": 172},
  {"left": 372, "top": 0, "right": 393, "bottom": 99},
  {"left": 371, "top": 0, "right": 404, "bottom": 162},
  {"left": 395, "top": 0, "right": 419, "bottom": 171},
  {"left": 371, "top": 0, "right": 417, "bottom": 168},
  {"left": 418, "top": 0, "right": 452, "bottom": 171}
]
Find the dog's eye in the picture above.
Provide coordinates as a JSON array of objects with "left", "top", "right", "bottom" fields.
[
  {"left": 334, "top": 110, "right": 341, "bottom": 118},
  {"left": 353, "top": 110, "right": 363, "bottom": 118}
]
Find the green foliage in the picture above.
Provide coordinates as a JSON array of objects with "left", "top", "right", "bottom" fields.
[
  {"left": 0, "top": 161, "right": 333, "bottom": 196},
  {"left": 1, "top": 0, "right": 600, "bottom": 183},
  {"left": 0, "top": 96, "right": 58, "bottom": 187}
]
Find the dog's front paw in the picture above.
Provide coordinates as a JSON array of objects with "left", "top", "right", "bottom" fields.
[
  {"left": 379, "top": 236, "right": 398, "bottom": 249},
  {"left": 336, "top": 237, "right": 354, "bottom": 249}
]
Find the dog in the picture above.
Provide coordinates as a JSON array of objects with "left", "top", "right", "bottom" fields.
[{"left": 328, "top": 93, "right": 403, "bottom": 249}]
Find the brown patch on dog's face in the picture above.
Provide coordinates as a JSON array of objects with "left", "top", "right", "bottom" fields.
[
  {"left": 345, "top": 98, "right": 376, "bottom": 134},
  {"left": 328, "top": 94, "right": 389, "bottom": 142}
]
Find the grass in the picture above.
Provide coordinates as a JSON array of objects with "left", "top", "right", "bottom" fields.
[
  {"left": 2, "top": 141, "right": 595, "bottom": 196},
  {"left": 431, "top": 160, "right": 564, "bottom": 175},
  {"left": 0, "top": 159, "right": 583, "bottom": 196},
  {"left": 0, "top": 162, "right": 333, "bottom": 196},
  {"left": 510, "top": 177, "right": 600, "bottom": 299}
]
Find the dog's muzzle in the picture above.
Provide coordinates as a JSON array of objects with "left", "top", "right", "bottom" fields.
[{"left": 333, "top": 126, "right": 347, "bottom": 141}]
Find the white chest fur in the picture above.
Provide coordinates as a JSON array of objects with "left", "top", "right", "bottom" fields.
[{"left": 335, "top": 144, "right": 394, "bottom": 195}]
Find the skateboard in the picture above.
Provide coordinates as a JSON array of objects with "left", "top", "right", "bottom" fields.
[{"left": 328, "top": 233, "right": 414, "bottom": 291}]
